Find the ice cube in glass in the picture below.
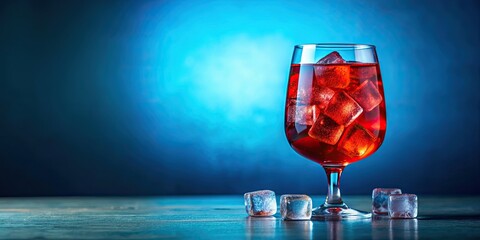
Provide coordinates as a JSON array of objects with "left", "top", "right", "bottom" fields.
[
  {"left": 350, "top": 80, "right": 383, "bottom": 112},
  {"left": 314, "top": 52, "right": 350, "bottom": 89},
  {"left": 308, "top": 114, "right": 344, "bottom": 145},
  {"left": 338, "top": 124, "right": 376, "bottom": 157},
  {"left": 311, "top": 86, "right": 335, "bottom": 110},
  {"left": 317, "top": 51, "right": 347, "bottom": 64},
  {"left": 350, "top": 64, "right": 377, "bottom": 81},
  {"left": 324, "top": 91, "right": 363, "bottom": 126},
  {"left": 286, "top": 99, "right": 319, "bottom": 126}
]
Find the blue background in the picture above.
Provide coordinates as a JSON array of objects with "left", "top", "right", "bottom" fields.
[{"left": 0, "top": 0, "right": 479, "bottom": 196}]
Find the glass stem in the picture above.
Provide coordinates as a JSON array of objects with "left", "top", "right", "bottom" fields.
[{"left": 324, "top": 167, "right": 344, "bottom": 205}]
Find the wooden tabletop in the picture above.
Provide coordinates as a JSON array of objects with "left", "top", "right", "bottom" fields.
[{"left": 1, "top": 196, "right": 479, "bottom": 239}]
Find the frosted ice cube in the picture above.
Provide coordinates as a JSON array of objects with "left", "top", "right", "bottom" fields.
[
  {"left": 346, "top": 64, "right": 375, "bottom": 92},
  {"left": 308, "top": 114, "right": 344, "bottom": 145},
  {"left": 338, "top": 124, "right": 376, "bottom": 157},
  {"left": 317, "top": 51, "right": 347, "bottom": 64},
  {"left": 388, "top": 194, "right": 418, "bottom": 219},
  {"left": 244, "top": 190, "right": 277, "bottom": 217},
  {"left": 314, "top": 52, "right": 350, "bottom": 89},
  {"left": 350, "top": 80, "right": 383, "bottom": 112},
  {"left": 286, "top": 100, "right": 319, "bottom": 125},
  {"left": 314, "top": 66, "right": 350, "bottom": 89},
  {"left": 311, "top": 86, "right": 335, "bottom": 110},
  {"left": 372, "top": 188, "right": 402, "bottom": 215},
  {"left": 350, "top": 64, "right": 376, "bottom": 81},
  {"left": 280, "top": 194, "right": 312, "bottom": 220},
  {"left": 324, "top": 91, "right": 363, "bottom": 126}
]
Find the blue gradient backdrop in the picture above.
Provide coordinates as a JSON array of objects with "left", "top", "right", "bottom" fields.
[{"left": 0, "top": 0, "right": 479, "bottom": 196}]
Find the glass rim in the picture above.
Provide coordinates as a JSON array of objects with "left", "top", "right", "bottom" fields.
[{"left": 294, "top": 43, "right": 376, "bottom": 50}]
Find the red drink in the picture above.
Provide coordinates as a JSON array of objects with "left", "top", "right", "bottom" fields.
[{"left": 285, "top": 60, "right": 386, "bottom": 167}]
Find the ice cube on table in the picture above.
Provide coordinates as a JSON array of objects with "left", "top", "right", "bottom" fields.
[
  {"left": 350, "top": 80, "right": 383, "bottom": 112},
  {"left": 324, "top": 91, "right": 363, "bottom": 126},
  {"left": 308, "top": 114, "right": 344, "bottom": 145},
  {"left": 280, "top": 194, "right": 312, "bottom": 220},
  {"left": 311, "top": 86, "right": 335, "bottom": 110},
  {"left": 388, "top": 194, "right": 418, "bottom": 219},
  {"left": 244, "top": 190, "right": 277, "bottom": 217},
  {"left": 286, "top": 99, "right": 319, "bottom": 126},
  {"left": 372, "top": 188, "right": 402, "bottom": 215},
  {"left": 338, "top": 124, "right": 376, "bottom": 157},
  {"left": 314, "top": 52, "right": 350, "bottom": 89}
]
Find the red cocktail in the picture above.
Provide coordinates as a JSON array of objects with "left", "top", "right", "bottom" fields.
[{"left": 284, "top": 44, "right": 386, "bottom": 219}]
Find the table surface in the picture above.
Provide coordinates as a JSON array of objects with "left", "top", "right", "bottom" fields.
[{"left": 1, "top": 196, "right": 479, "bottom": 239}]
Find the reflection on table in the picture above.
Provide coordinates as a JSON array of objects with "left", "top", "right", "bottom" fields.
[{"left": 246, "top": 215, "right": 419, "bottom": 240}]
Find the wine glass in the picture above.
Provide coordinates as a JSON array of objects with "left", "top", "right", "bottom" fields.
[{"left": 284, "top": 43, "right": 386, "bottom": 219}]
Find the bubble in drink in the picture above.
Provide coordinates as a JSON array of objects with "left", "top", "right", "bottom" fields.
[
  {"left": 308, "top": 114, "right": 344, "bottom": 145},
  {"left": 286, "top": 99, "right": 319, "bottom": 125},
  {"left": 338, "top": 124, "right": 376, "bottom": 157},
  {"left": 350, "top": 80, "right": 383, "bottom": 112},
  {"left": 244, "top": 190, "right": 277, "bottom": 217},
  {"left": 324, "top": 91, "right": 363, "bottom": 126},
  {"left": 314, "top": 52, "right": 350, "bottom": 89}
]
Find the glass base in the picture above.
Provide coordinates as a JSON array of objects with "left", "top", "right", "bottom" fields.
[{"left": 312, "top": 203, "right": 371, "bottom": 220}]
